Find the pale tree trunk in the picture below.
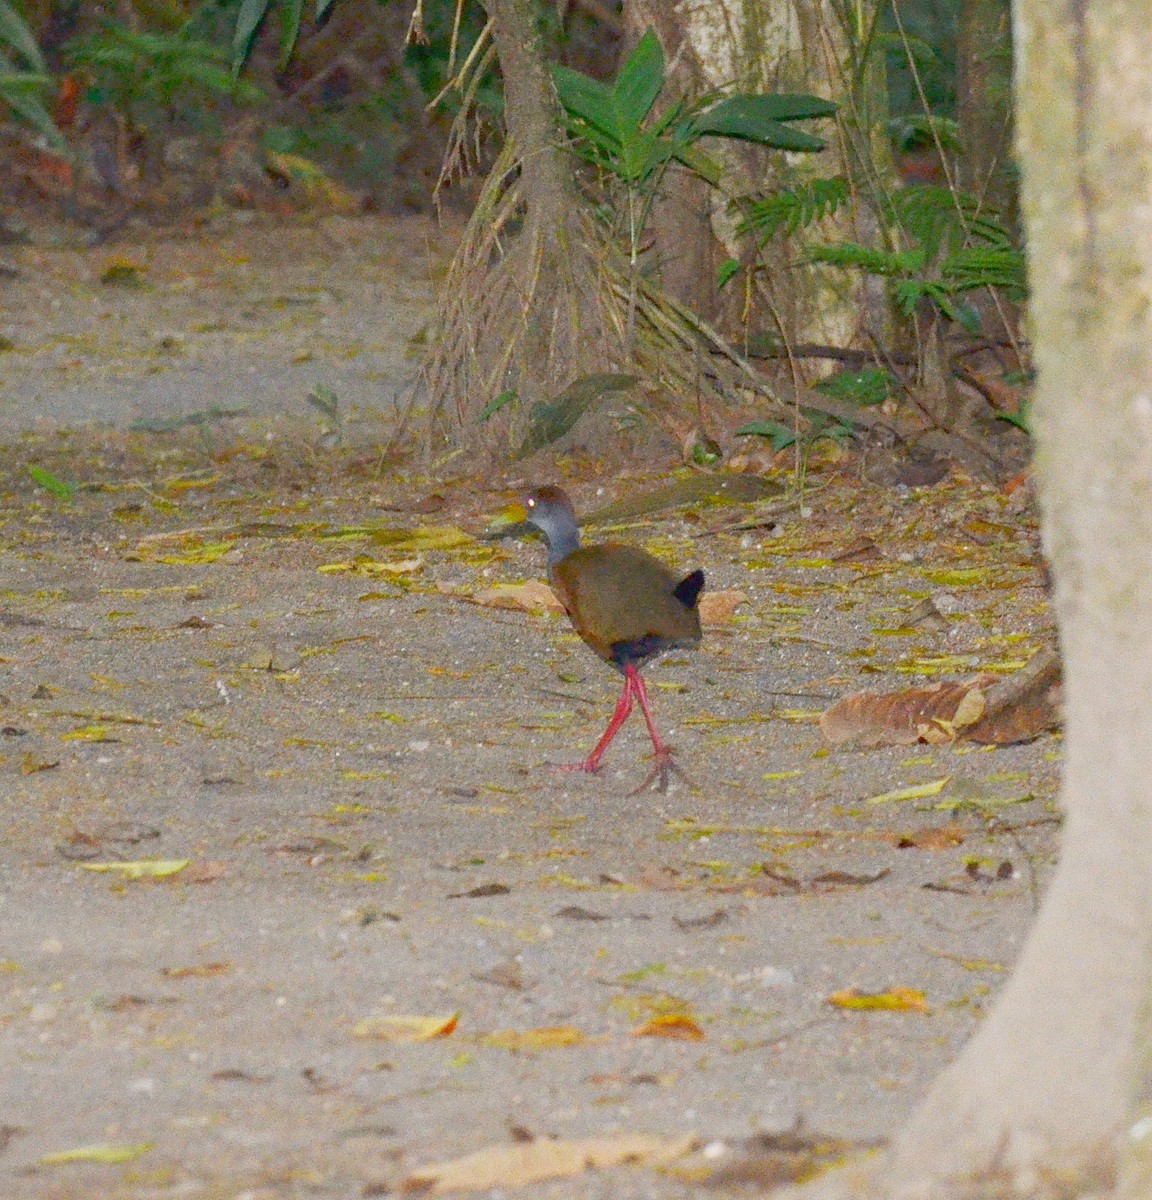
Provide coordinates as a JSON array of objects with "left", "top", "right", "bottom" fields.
[
  {"left": 888, "top": 0, "right": 1152, "bottom": 1190},
  {"left": 624, "top": 0, "right": 893, "bottom": 351}
]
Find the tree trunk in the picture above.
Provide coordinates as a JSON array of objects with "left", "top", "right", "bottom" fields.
[
  {"left": 624, "top": 0, "right": 894, "bottom": 352},
  {"left": 956, "top": 0, "right": 1015, "bottom": 218},
  {"left": 426, "top": 0, "right": 606, "bottom": 451},
  {"left": 889, "top": 0, "right": 1152, "bottom": 1189}
]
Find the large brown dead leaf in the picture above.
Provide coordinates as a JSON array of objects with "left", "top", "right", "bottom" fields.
[
  {"left": 458, "top": 580, "right": 566, "bottom": 615},
  {"left": 820, "top": 682, "right": 986, "bottom": 748},
  {"left": 698, "top": 589, "right": 747, "bottom": 626},
  {"left": 401, "top": 1133, "right": 697, "bottom": 1193}
]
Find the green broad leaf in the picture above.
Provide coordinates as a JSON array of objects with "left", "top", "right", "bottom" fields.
[
  {"left": 671, "top": 141, "right": 722, "bottom": 186},
  {"left": 316, "top": 0, "right": 336, "bottom": 15},
  {"left": 618, "top": 128, "right": 674, "bottom": 182},
  {"left": 552, "top": 65, "right": 618, "bottom": 140},
  {"left": 231, "top": 0, "right": 272, "bottom": 73},
  {"left": 0, "top": 76, "right": 64, "bottom": 150},
  {"left": 612, "top": 28, "right": 664, "bottom": 130},
  {"left": 996, "top": 395, "right": 1032, "bottom": 434},
  {"left": 480, "top": 390, "right": 517, "bottom": 422},
  {"left": 693, "top": 93, "right": 837, "bottom": 148},
  {"left": 28, "top": 465, "right": 75, "bottom": 500},
  {"left": 714, "top": 117, "right": 827, "bottom": 153},
  {"left": 514, "top": 374, "right": 638, "bottom": 460},
  {"left": 278, "top": 0, "right": 306, "bottom": 67},
  {"left": 735, "top": 420, "right": 797, "bottom": 452},
  {"left": 0, "top": 0, "right": 46, "bottom": 72},
  {"left": 716, "top": 258, "right": 741, "bottom": 290},
  {"left": 874, "top": 31, "right": 938, "bottom": 67}
]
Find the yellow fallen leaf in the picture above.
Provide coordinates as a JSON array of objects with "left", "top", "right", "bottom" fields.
[
  {"left": 21, "top": 753, "right": 59, "bottom": 774},
  {"left": 481, "top": 1026, "right": 586, "bottom": 1051},
  {"left": 81, "top": 859, "right": 190, "bottom": 880},
  {"left": 827, "top": 986, "right": 929, "bottom": 1013},
  {"left": 161, "top": 961, "right": 232, "bottom": 978},
  {"left": 372, "top": 525, "right": 474, "bottom": 552},
  {"left": 353, "top": 1012, "right": 459, "bottom": 1042},
  {"left": 470, "top": 580, "right": 567, "bottom": 614},
  {"left": 865, "top": 777, "right": 951, "bottom": 805},
  {"left": 61, "top": 724, "right": 118, "bottom": 742},
  {"left": 40, "top": 1143, "right": 154, "bottom": 1166},
  {"left": 154, "top": 541, "right": 236, "bottom": 565},
  {"left": 265, "top": 150, "right": 359, "bottom": 210},
  {"left": 698, "top": 589, "right": 747, "bottom": 625},
  {"left": 921, "top": 568, "right": 993, "bottom": 586},
  {"left": 163, "top": 474, "right": 220, "bottom": 493},
  {"left": 400, "top": 1133, "right": 697, "bottom": 1193},
  {"left": 318, "top": 555, "right": 424, "bottom": 576},
  {"left": 632, "top": 1014, "right": 706, "bottom": 1041}
]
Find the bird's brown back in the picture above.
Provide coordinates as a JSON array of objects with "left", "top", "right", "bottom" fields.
[{"left": 551, "top": 544, "right": 702, "bottom": 666}]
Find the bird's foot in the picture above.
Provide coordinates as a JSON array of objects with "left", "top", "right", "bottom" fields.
[
  {"left": 548, "top": 759, "right": 602, "bottom": 776},
  {"left": 629, "top": 747, "right": 690, "bottom": 796}
]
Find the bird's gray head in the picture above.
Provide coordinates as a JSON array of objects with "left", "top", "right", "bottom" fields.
[{"left": 521, "top": 485, "right": 581, "bottom": 565}]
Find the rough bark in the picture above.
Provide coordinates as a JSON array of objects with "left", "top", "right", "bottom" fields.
[
  {"left": 888, "top": 0, "right": 1152, "bottom": 1190},
  {"left": 426, "top": 0, "right": 605, "bottom": 449},
  {"left": 956, "top": 0, "right": 1015, "bottom": 217}
]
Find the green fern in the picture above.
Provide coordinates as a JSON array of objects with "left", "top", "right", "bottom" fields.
[
  {"left": 804, "top": 241, "right": 926, "bottom": 277},
  {"left": 814, "top": 367, "right": 898, "bottom": 407},
  {"left": 738, "top": 176, "right": 851, "bottom": 242},
  {"left": 941, "top": 247, "right": 1027, "bottom": 299}
]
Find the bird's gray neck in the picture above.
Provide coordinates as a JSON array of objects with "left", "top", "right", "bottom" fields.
[
  {"left": 544, "top": 525, "right": 581, "bottom": 569},
  {"left": 534, "top": 513, "right": 581, "bottom": 568}
]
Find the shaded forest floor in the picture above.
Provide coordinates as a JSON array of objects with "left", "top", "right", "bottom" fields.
[{"left": 0, "top": 216, "right": 1057, "bottom": 1200}]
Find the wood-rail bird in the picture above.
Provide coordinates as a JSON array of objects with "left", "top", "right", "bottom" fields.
[{"left": 492, "top": 485, "right": 704, "bottom": 792}]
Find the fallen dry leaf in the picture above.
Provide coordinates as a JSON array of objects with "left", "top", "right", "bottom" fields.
[
  {"left": 371, "top": 525, "right": 473, "bottom": 552},
  {"left": 161, "top": 961, "right": 232, "bottom": 979},
  {"left": 318, "top": 555, "right": 424, "bottom": 577},
  {"left": 184, "top": 860, "right": 227, "bottom": 884},
  {"left": 353, "top": 1012, "right": 459, "bottom": 1042},
  {"left": 21, "top": 753, "right": 59, "bottom": 774},
  {"left": 40, "top": 1142, "right": 153, "bottom": 1166},
  {"left": 889, "top": 822, "right": 967, "bottom": 850},
  {"left": 827, "top": 986, "right": 929, "bottom": 1013},
  {"left": 698, "top": 589, "right": 747, "bottom": 626},
  {"left": 81, "top": 859, "right": 190, "bottom": 880},
  {"left": 864, "top": 778, "right": 951, "bottom": 806},
  {"left": 480, "top": 1026, "right": 587, "bottom": 1051},
  {"left": 468, "top": 580, "right": 567, "bottom": 614},
  {"left": 400, "top": 1133, "right": 697, "bottom": 1193},
  {"left": 820, "top": 683, "right": 986, "bottom": 748},
  {"left": 632, "top": 1013, "right": 706, "bottom": 1041}
]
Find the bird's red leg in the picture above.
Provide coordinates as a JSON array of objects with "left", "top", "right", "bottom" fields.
[
  {"left": 627, "top": 665, "right": 688, "bottom": 794},
  {"left": 554, "top": 671, "right": 634, "bottom": 775}
]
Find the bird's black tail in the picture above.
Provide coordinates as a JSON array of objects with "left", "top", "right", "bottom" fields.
[{"left": 673, "top": 569, "right": 705, "bottom": 610}]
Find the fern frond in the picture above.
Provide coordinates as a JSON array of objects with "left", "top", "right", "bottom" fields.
[
  {"left": 805, "top": 241, "right": 926, "bottom": 276},
  {"left": 738, "top": 176, "right": 851, "bottom": 241},
  {"left": 941, "top": 247, "right": 1027, "bottom": 298}
]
